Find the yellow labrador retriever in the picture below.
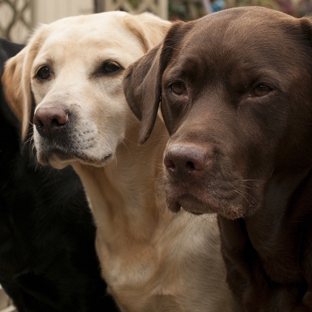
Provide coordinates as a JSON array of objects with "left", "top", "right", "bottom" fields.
[{"left": 2, "top": 11, "right": 233, "bottom": 312}]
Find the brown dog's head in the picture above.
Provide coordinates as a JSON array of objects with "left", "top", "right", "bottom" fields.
[
  {"left": 124, "top": 7, "right": 312, "bottom": 219},
  {"left": 2, "top": 11, "right": 170, "bottom": 169}
]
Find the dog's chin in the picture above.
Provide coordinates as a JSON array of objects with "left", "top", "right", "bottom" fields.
[
  {"left": 165, "top": 195, "right": 207, "bottom": 214},
  {"left": 166, "top": 194, "right": 220, "bottom": 215},
  {"left": 165, "top": 187, "right": 255, "bottom": 220},
  {"left": 37, "top": 148, "right": 113, "bottom": 169}
]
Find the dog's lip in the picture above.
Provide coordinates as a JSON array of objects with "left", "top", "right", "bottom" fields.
[
  {"left": 167, "top": 200, "right": 181, "bottom": 213},
  {"left": 167, "top": 193, "right": 216, "bottom": 215}
]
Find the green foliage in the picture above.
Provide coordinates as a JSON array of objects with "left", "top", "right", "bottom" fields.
[{"left": 169, "top": 0, "right": 206, "bottom": 20}]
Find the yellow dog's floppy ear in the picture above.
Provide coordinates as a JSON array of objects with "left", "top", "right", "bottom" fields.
[
  {"left": 128, "top": 12, "right": 172, "bottom": 52},
  {"left": 2, "top": 49, "right": 30, "bottom": 139},
  {"left": 2, "top": 25, "right": 47, "bottom": 140}
]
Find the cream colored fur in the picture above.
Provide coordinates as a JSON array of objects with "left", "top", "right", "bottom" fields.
[{"left": 2, "top": 11, "right": 234, "bottom": 312}]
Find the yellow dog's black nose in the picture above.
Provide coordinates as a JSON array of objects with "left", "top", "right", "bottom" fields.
[{"left": 33, "top": 105, "right": 69, "bottom": 138}]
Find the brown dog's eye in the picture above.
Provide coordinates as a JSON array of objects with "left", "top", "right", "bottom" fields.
[
  {"left": 170, "top": 82, "right": 187, "bottom": 96},
  {"left": 102, "top": 62, "right": 121, "bottom": 74},
  {"left": 36, "top": 66, "right": 51, "bottom": 81},
  {"left": 249, "top": 84, "right": 272, "bottom": 97}
]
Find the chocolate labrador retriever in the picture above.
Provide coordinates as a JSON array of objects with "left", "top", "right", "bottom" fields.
[{"left": 124, "top": 6, "right": 312, "bottom": 311}]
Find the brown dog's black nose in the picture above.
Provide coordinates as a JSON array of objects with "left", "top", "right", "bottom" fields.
[
  {"left": 164, "top": 144, "right": 209, "bottom": 178},
  {"left": 33, "top": 106, "right": 69, "bottom": 138}
]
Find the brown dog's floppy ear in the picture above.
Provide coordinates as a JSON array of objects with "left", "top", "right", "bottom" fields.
[
  {"left": 2, "top": 25, "right": 46, "bottom": 140},
  {"left": 300, "top": 16, "right": 312, "bottom": 50},
  {"left": 124, "top": 21, "right": 187, "bottom": 144},
  {"left": 123, "top": 44, "right": 164, "bottom": 144}
]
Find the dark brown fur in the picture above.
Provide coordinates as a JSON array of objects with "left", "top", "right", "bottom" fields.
[{"left": 123, "top": 7, "right": 312, "bottom": 311}]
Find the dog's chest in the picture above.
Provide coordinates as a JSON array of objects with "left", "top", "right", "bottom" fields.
[
  {"left": 247, "top": 221, "right": 303, "bottom": 284},
  {"left": 220, "top": 217, "right": 303, "bottom": 285},
  {"left": 109, "top": 290, "right": 184, "bottom": 312},
  {"left": 102, "top": 249, "right": 185, "bottom": 312}
]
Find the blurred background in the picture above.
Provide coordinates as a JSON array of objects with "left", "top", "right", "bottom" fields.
[
  {"left": 0, "top": 0, "right": 310, "bottom": 311},
  {"left": 0, "top": 0, "right": 311, "bottom": 44}
]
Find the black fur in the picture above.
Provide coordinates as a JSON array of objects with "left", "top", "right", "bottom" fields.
[{"left": 0, "top": 38, "right": 118, "bottom": 312}]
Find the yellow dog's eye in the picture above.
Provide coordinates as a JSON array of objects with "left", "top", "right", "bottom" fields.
[
  {"left": 36, "top": 66, "right": 51, "bottom": 81},
  {"left": 170, "top": 81, "right": 187, "bottom": 96},
  {"left": 249, "top": 84, "right": 272, "bottom": 97},
  {"left": 102, "top": 62, "right": 121, "bottom": 74}
]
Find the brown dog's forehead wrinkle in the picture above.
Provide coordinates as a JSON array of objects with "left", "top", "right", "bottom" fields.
[
  {"left": 168, "top": 7, "right": 305, "bottom": 76},
  {"left": 162, "top": 11, "right": 312, "bottom": 112}
]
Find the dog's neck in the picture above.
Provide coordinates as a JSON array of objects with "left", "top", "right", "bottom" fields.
[
  {"left": 72, "top": 116, "right": 170, "bottom": 251},
  {"left": 246, "top": 170, "right": 311, "bottom": 245},
  {"left": 71, "top": 116, "right": 233, "bottom": 311},
  {"left": 227, "top": 169, "right": 312, "bottom": 284}
]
